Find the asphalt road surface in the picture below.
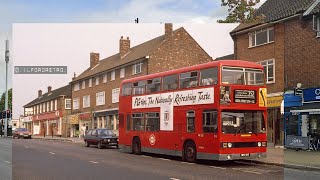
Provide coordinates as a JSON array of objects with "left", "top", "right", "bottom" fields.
[
  {"left": 0, "top": 137, "right": 12, "bottom": 180},
  {"left": 12, "top": 139, "right": 320, "bottom": 180}
]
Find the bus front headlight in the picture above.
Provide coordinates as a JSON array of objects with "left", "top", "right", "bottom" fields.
[
  {"left": 257, "top": 142, "right": 262, "bottom": 147},
  {"left": 227, "top": 143, "right": 232, "bottom": 148}
]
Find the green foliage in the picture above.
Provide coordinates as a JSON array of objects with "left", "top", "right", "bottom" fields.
[
  {"left": 217, "top": 0, "right": 264, "bottom": 23},
  {"left": 0, "top": 88, "right": 12, "bottom": 111}
]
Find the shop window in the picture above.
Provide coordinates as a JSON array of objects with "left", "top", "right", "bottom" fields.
[{"left": 287, "top": 115, "right": 298, "bottom": 136}]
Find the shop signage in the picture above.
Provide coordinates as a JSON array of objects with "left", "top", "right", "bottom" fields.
[
  {"left": 70, "top": 115, "right": 79, "bottom": 124},
  {"left": 285, "top": 135, "right": 310, "bottom": 150},
  {"left": 303, "top": 88, "right": 320, "bottom": 102},
  {"left": 294, "top": 88, "right": 303, "bottom": 96},
  {"left": 267, "top": 96, "right": 283, "bottom": 108},
  {"left": 234, "top": 89, "right": 256, "bottom": 104},
  {"left": 33, "top": 125, "right": 40, "bottom": 135}
]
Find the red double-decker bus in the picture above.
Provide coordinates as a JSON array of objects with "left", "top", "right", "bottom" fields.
[{"left": 118, "top": 60, "right": 267, "bottom": 162}]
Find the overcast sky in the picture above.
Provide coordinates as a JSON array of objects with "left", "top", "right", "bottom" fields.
[{"left": 0, "top": 0, "right": 267, "bottom": 118}]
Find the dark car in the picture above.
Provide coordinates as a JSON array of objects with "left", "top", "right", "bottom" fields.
[
  {"left": 84, "top": 128, "right": 118, "bottom": 149},
  {"left": 12, "top": 128, "right": 32, "bottom": 139}
]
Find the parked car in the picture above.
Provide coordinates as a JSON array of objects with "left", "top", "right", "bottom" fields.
[
  {"left": 12, "top": 128, "right": 32, "bottom": 139},
  {"left": 84, "top": 128, "right": 118, "bottom": 149}
]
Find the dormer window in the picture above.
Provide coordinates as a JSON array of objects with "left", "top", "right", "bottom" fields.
[{"left": 313, "top": 15, "right": 320, "bottom": 37}]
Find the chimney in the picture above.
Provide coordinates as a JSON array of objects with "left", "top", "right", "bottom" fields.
[
  {"left": 38, "top": 90, "right": 42, "bottom": 97},
  {"left": 165, "top": 23, "right": 173, "bottom": 39},
  {"left": 72, "top": 72, "right": 76, "bottom": 81},
  {"left": 48, "top": 86, "right": 52, "bottom": 93},
  {"left": 120, "top": 36, "right": 130, "bottom": 58},
  {"left": 90, "top": 52, "right": 100, "bottom": 69}
]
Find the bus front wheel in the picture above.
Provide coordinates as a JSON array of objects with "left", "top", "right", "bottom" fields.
[
  {"left": 183, "top": 141, "right": 197, "bottom": 163},
  {"left": 132, "top": 138, "right": 141, "bottom": 155}
]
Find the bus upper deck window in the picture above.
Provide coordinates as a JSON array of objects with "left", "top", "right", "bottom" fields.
[
  {"left": 200, "top": 68, "right": 218, "bottom": 86},
  {"left": 122, "top": 83, "right": 132, "bottom": 96}
]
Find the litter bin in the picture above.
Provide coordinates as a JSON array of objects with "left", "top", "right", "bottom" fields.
[{"left": 7, "top": 128, "right": 12, "bottom": 136}]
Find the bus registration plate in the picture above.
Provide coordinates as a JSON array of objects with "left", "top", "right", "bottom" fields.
[{"left": 240, "top": 153, "right": 250, "bottom": 157}]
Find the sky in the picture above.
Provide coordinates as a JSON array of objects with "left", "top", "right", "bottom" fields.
[{"left": 0, "top": 0, "right": 267, "bottom": 118}]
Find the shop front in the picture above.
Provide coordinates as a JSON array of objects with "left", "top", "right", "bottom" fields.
[
  {"left": 289, "top": 88, "right": 320, "bottom": 149},
  {"left": 69, "top": 114, "right": 79, "bottom": 137},
  {"left": 78, "top": 112, "right": 92, "bottom": 135},
  {"left": 32, "top": 110, "right": 63, "bottom": 136},
  {"left": 22, "top": 116, "right": 33, "bottom": 133},
  {"left": 267, "top": 95, "right": 283, "bottom": 146}
]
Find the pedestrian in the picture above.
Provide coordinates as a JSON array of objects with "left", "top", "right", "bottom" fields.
[
  {"left": 51, "top": 125, "right": 54, "bottom": 138},
  {"left": 81, "top": 124, "right": 86, "bottom": 139}
]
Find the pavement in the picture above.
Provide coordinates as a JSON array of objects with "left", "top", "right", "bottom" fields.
[
  {"left": 29, "top": 136, "right": 320, "bottom": 171},
  {"left": 0, "top": 137, "right": 12, "bottom": 180}
]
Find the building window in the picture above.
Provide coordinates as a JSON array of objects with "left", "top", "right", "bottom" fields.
[
  {"left": 313, "top": 15, "right": 320, "bottom": 37},
  {"left": 65, "top": 99, "right": 72, "bottom": 109},
  {"left": 132, "top": 62, "right": 142, "bottom": 75},
  {"left": 112, "top": 88, "right": 120, "bottom": 103},
  {"left": 200, "top": 68, "right": 218, "bottom": 86},
  {"left": 96, "top": 91, "right": 105, "bottom": 106},
  {"left": 146, "top": 113, "right": 160, "bottom": 131},
  {"left": 47, "top": 102, "right": 49, "bottom": 112},
  {"left": 187, "top": 111, "right": 195, "bottom": 133},
  {"left": 89, "top": 78, "right": 92, "bottom": 87},
  {"left": 146, "top": 78, "right": 161, "bottom": 93},
  {"left": 103, "top": 74, "right": 107, "bottom": 83},
  {"left": 132, "top": 113, "right": 145, "bottom": 131},
  {"left": 83, "top": 95, "right": 90, "bottom": 108},
  {"left": 203, "top": 110, "right": 218, "bottom": 133},
  {"left": 120, "top": 68, "right": 125, "bottom": 78},
  {"left": 43, "top": 103, "right": 45, "bottom": 113},
  {"left": 180, "top": 71, "right": 198, "bottom": 89},
  {"left": 82, "top": 81, "right": 85, "bottom": 89},
  {"left": 55, "top": 99, "right": 57, "bottom": 110},
  {"left": 50, "top": 101, "right": 53, "bottom": 111},
  {"left": 249, "top": 27, "right": 274, "bottom": 47},
  {"left": 259, "top": 59, "right": 275, "bottom": 84},
  {"left": 163, "top": 74, "right": 179, "bottom": 91},
  {"left": 95, "top": 77, "right": 99, "bottom": 85},
  {"left": 111, "top": 71, "right": 115, "bottom": 81},
  {"left": 73, "top": 98, "right": 80, "bottom": 110},
  {"left": 74, "top": 83, "right": 80, "bottom": 91},
  {"left": 37, "top": 105, "right": 40, "bottom": 114}
]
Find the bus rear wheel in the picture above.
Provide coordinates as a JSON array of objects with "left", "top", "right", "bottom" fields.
[
  {"left": 132, "top": 138, "right": 141, "bottom": 155},
  {"left": 183, "top": 141, "right": 197, "bottom": 163}
]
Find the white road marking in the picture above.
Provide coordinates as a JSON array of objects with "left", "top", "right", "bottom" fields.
[
  {"left": 49, "top": 152, "right": 55, "bottom": 155},
  {"left": 25, "top": 146, "right": 29, "bottom": 148},
  {"left": 181, "top": 162, "right": 195, "bottom": 164},
  {"left": 240, "top": 170, "right": 262, "bottom": 175},
  {"left": 158, "top": 158, "right": 171, "bottom": 161},
  {"left": 169, "top": 178, "right": 180, "bottom": 180},
  {"left": 89, "top": 161, "right": 99, "bottom": 164},
  {"left": 209, "top": 166, "right": 226, "bottom": 170},
  {"left": 232, "top": 168, "right": 263, "bottom": 175},
  {"left": 4, "top": 161, "right": 11, "bottom": 164},
  {"left": 141, "top": 155, "right": 151, "bottom": 158}
]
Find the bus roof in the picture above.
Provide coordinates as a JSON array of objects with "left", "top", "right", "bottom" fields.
[{"left": 121, "top": 60, "right": 263, "bottom": 84}]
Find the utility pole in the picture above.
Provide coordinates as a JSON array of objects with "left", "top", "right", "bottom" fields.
[{"left": 4, "top": 39, "right": 10, "bottom": 137}]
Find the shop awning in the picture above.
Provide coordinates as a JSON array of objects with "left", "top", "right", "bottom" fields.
[{"left": 290, "top": 102, "right": 320, "bottom": 113}]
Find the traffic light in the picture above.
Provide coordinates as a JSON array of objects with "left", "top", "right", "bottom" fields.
[{"left": 6, "top": 110, "right": 12, "bottom": 119}]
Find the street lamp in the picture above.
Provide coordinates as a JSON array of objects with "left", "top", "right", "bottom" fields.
[{"left": 4, "top": 39, "right": 10, "bottom": 137}]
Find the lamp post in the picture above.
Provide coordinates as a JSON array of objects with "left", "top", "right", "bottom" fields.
[{"left": 4, "top": 40, "right": 10, "bottom": 137}]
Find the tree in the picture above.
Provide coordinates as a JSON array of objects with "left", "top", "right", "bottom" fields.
[
  {"left": 0, "top": 88, "right": 12, "bottom": 111},
  {"left": 217, "top": 0, "right": 264, "bottom": 23}
]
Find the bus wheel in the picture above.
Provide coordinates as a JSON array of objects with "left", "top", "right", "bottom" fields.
[
  {"left": 183, "top": 141, "right": 197, "bottom": 163},
  {"left": 132, "top": 138, "right": 141, "bottom": 155}
]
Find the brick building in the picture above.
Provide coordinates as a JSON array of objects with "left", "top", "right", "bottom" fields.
[
  {"left": 230, "top": 0, "right": 320, "bottom": 146},
  {"left": 70, "top": 23, "right": 212, "bottom": 136},
  {"left": 23, "top": 85, "right": 72, "bottom": 137}
]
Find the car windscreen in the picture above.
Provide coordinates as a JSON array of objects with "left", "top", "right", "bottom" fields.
[
  {"left": 17, "top": 128, "right": 28, "bottom": 132},
  {"left": 97, "top": 129, "right": 115, "bottom": 136}
]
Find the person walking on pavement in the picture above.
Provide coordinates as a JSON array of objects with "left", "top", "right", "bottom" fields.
[{"left": 81, "top": 124, "right": 86, "bottom": 139}]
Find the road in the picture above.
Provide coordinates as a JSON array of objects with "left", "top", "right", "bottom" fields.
[
  {"left": 0, "top": 137, "right": 12, "bottom": 180},
  {"left": 13, "top": 139, "right": 320, "bottom": 180}
]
